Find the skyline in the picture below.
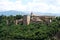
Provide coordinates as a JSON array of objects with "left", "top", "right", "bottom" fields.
[{"left": 0, "top": 0, "right": 60, "bottom": 14}]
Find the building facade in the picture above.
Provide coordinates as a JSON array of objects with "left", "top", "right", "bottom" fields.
[{"left": 7, "top": 13, "right": 56, "bottom": 25}]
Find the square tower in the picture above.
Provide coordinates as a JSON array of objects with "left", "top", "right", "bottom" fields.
[{"left": 23, "top": 15, "right": 30, "bottom": 25}]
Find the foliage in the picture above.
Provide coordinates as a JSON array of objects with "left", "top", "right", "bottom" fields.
[{"left": 0, "top": 15, "right": 60, "bottom": 40}]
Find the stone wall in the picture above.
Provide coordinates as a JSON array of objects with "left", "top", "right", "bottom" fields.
[
  {"left": 23, "top": 15, "right": 30, "bottom": 25},
  {"left": 6, "top": 14, "right": 55, "bottom": 25}
]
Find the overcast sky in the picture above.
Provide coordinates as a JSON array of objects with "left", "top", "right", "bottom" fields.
[{"left": 0, "top": 0, "right": 60, "bottom": 13}]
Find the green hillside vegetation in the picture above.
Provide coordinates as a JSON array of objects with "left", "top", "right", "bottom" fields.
[{"left": 0, "top": 15, "right": 60, "bottom": 40}]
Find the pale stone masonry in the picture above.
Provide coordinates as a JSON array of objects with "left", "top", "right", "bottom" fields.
[
  {"left": 6, "top": 13, "right": 56, "bottom": 25},
  {"left": 23, "top": 15, "right": 30, "bottom": 25}
]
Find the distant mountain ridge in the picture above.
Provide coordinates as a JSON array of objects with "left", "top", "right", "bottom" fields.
[
  {"left": 0, "top": 10, "right": 29, "bottom": 16},
  {"left": 0, "top": 10, "right": 60, "bottom": 16}
]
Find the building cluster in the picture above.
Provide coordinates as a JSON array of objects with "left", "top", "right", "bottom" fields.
[{"left": 7, "top": 13, "right": 56, "bottom": 25}]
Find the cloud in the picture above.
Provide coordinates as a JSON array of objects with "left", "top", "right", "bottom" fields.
[
  {"left": 0, "top": 0, "right": 28, "bottom": 11},
  {"left": 0, "top": 0, "right": 60, "bottom": 13}
]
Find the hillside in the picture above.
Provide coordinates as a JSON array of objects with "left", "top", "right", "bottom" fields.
[{"left": 0, "top": 10, "right": 59, "bottom": 16}]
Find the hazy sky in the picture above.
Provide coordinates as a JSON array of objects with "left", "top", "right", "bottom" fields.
[{"left": 0, "top": 0, "right": 60, "bottom": 13}]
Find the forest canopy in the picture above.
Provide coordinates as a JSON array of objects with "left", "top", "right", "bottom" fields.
[{"left": 0, "top": 15, "right": 60, "bottom": 40}]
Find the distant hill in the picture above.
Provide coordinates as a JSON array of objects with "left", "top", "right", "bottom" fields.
[
  {"left": 0, "top": 10, "right": 59, "bottom": 16},
  {"left": 32, "top": 12, "right": 59, "bottom": 16},
  {"left": 0, "top": 10, "right": 29, "bottom": 16}
]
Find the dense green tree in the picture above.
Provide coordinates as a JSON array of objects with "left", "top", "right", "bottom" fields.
[
  {"left": 0, "top": 15, "right": 60, "bottom": 40},
  {"left": 15, "top": 15, "right": 23, "bottom": 19}
]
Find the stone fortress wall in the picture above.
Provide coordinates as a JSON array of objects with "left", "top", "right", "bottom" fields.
[{"left": 7, "top": 13, "right": 56, "bottom": 25}]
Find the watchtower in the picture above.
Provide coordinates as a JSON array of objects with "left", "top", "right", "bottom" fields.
[{"left": 23, "top": 15, "right": 30, "bottom": 25}]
